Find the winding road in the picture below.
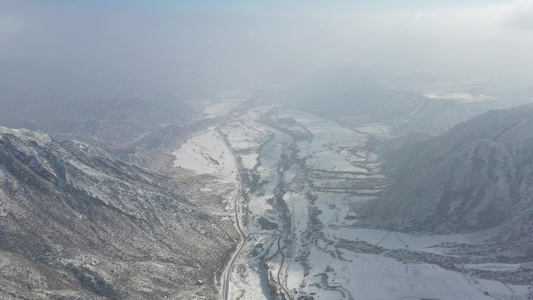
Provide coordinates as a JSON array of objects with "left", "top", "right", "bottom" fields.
[
  {"left": 217, "top": 124, "right": 291, "bottom": 300},
  {"left": 217, "top": 126, "right": 246, "bottom": 300}
]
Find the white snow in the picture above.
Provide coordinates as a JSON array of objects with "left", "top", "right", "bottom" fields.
[
  {"left": 197, "top": 101, "right": 532, "bottom": 300},
  {"left": 171, "top": 128, "right": 237, "bottom": 181},
  {"left": 425, "top": 92, "right": 494, "bottom": 102},
  {"left": 202, "top": 90, "right": 254, "bottom": 118},
  {"left": 298, "top": 250, "right": 528, "bottom": 300},
  {"left": 0, "top": 126, "right": 52, "bottom": 144},
  {"left": 329, "top": 227, "right": 471, "bottom": 254},
  {"left": 275, "top": 110, "right": 529, "bottom": 300},
  {"left": 354, "top": 124, "right": 390, "bottom": 137},
  {"left": 465, "top": 263, "right": 522, "bottom": 271},
  {"left": 239, "top": 153, "right": 258, "bottom": 169}
]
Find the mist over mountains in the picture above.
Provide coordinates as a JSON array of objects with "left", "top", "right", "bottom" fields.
[
  {"left": 2, "top": 0, "right": 533, "bottom": 298},
  {"left": 284, "top": 66, "right": 533, "bottom": 135},
  {"left": 2, "top": 68, "right": 533, "bottom": 298}
]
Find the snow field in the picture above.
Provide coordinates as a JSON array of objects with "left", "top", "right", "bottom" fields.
[
  {"left": 329, "top": 227, "right": 471, "bottom": 255},
  {"left": 183, "top": 99, "right": 533, "bottom": 300},
  {"left": 354, "top": 123, "right": 390, "bottom": 137},
  {"left": 280, "top": 109, "right": 367, "bottom": 148},
  {"left": 305, "top": 249, "right": 529, "bottom": 300},
  {"left": 202, "top": 90, "right": 254, "bottom": 118},
  {"left": 273, "top": 110, "right": 530, "bottom": 300},
  {"left": 465, "top": 263, "right": 522, "bottom": 271},
  {"left": 171, "top": 128, "right": 238, "bottom": 181},
  {"left": 239, "top": 153, "right": 258, "bottom": 169}
]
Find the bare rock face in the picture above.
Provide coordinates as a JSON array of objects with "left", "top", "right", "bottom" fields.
[
  {"left": 0, "top": 127, "right": 237, "bottom": 299},
  {"left": 363, "top": 104, "right": 533, "bottom": 237}
]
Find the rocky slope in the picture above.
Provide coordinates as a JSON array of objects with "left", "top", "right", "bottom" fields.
[
  {"left": 0, "top": 126, "right": 238, "bottom": 299},
  {"left": 362, "top": 104, "right": 533, "bottom": 239}
]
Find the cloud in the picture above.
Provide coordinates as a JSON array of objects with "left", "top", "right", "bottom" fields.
[
  {"left": 0, "top": 0, "right": 532, "bottom": 100},
  {"left": 319, "top": 1, "right": 533, "bottom": 85},
  {"left": 0, "top": 13, "right": 26, "bottom": 42},
  {"left": 505, "top": 0, "right": 533, "bottom": 31}
]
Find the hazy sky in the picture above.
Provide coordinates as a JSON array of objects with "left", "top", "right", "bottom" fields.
[{"left": 1, "top": 0, "right": 532, "bottom": 99}]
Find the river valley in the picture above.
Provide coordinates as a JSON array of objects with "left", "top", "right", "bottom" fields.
[{"left": 170, "top": 92, "right": 531, "bottom": 300}]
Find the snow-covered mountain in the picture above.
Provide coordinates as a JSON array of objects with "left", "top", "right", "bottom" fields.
[
  {"left": 0, "top": 127, "right": 238, "bottom": 299},
  {"left": 363, "top": 105, "right": 533, "bottom": 239}
]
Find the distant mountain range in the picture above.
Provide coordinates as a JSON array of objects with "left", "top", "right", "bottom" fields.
[{"left": 284, "top": 66, "right": 532, "bottom": 135}]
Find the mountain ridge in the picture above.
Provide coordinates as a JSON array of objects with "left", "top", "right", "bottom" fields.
[
  {"left": 0, "top": 126, "right": 238, "bottom": 299},
  {"left": 361, "top": 104, "right": 533, "bottom": 241}
]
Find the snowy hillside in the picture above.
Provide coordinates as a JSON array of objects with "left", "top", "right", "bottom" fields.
[
  {"left": 0, "top": 126, "right": 238, "bottom": 299},
  {"left": 363, "top": 104, "right": 533, "bottom": 238}
]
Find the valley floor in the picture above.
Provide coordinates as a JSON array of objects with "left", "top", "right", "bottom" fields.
[{"left": 170, "top": 95, "right": 531, "bottom": 300}]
